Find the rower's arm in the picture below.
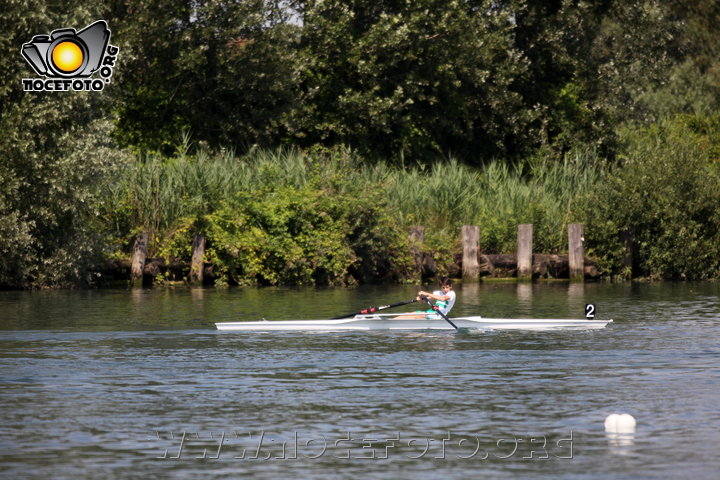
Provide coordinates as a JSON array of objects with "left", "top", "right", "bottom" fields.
[{"left": 418, "top": 291, "right": 449, "bottom": 301}]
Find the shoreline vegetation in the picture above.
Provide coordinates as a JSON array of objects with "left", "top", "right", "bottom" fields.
[
  {"left": 108, "top": 126, "right": 720, "bottom": 287},
  {"left": 3, "top": 132, "right": 720, "bottom": 291},
  {"left": 7, "top": 122, "right": 720, "bottom": 290},
  {"left": 106, "top": 143, "right": 607, "bottom": 287},
  {"left": 2, "top": 1, "right": 719, "bottom": 289}
]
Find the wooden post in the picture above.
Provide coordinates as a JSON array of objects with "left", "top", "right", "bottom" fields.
[
  {"left": 409, "top": 226, "right": 424, "bottom": 244},
  {"left": 568, "top": 223, "right": 585, "bottom": 282},
  {"left": 189, "top": 233, "right": 206, "bottom": 285},
  {"left": 462, "top": 225, "right": 480, "bottom": 282},
  {"left": 517, "top": 224, "right": 533, "bottom": 281},
  {"left": 130, "top": 230, "right": 149, "bottom": 287}
]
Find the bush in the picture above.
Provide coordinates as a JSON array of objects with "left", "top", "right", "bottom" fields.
[
  {"left": 206, "top": 185, "right": 412, "bottom": 286},
  {"left": 583, "top": 116, "right": 720, "bottom": 280},
  {"left": 110, "top": 146, "right": 413, "bottom": 286},
  {"left": 0, "top": 111, "right": 128, "bottom": 288}
]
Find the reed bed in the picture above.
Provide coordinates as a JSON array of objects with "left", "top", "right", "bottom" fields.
[
  {"left": 110, "top": 145, "right": 601, "bottom": 258},
  {"left": 383, "top": 150, "right": 603, "bottom": 252},
  {"left": 109, "top": 134, "right": 720, "bottom": 282}
]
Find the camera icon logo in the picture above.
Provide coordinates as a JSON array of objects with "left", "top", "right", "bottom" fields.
[{"left": 21, "top": 20, "right": 119, "bottom": 92}]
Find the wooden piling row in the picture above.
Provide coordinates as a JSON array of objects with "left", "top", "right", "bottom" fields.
[
  {"left": 130, "top": 222, "right": 611, "bottom": 285},
  {"left": 189, "top": 233, "right": 206, "bottom": 286},
  {"left": 130, "top": 231, "right": 149, "bottom": 288},
  {"left": 130, "top": 230, "right": 207, "bottom": 287},
  {"left": 461, "top": 225, "right": 480, "bottom": 282},
  {"left": 458, "top": 223, "right": 601, "bottom": 281},
  {"left": 567, "top": 223, "right": 584, "bottom": 282}
]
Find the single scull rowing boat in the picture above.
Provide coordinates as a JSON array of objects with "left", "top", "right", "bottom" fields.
[{"left": 215, "top": 313, "right": 612, "bottom": 331}]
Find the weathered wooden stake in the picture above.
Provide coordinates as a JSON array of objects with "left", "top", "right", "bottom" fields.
[
  {"left": 517, "top": 224, "right": 533, "bottom": 281},
  {"left": 189, "top": 233, "right": 206, "bottom": 285},
  {"left": 568, "top": 223, "right": 585, "bottom": 282},
  {"left": 130, "top": 231, "right": 149, "bottom": 287},
  {"left": 462, "top": 225, "right": 480, "bottom": 282}
]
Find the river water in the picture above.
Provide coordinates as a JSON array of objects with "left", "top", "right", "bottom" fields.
[{"left": 1, "top": 282, "right": 718, "bottom": 479}]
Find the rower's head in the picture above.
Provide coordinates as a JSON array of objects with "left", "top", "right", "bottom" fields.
[{"left": 439, "top": 276, "right": 452, "bottom": 292}]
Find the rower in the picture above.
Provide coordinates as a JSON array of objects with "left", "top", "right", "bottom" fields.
[
  {"left": 398, "top": 276, "right": 456, "bottom": 319},
  {"left": 418, "top": 276, "right": 456, "bottom": 316}
]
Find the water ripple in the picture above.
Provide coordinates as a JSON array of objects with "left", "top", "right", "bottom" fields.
[{"left": 1, "top": 283, "right": 719, "bottom": 479}]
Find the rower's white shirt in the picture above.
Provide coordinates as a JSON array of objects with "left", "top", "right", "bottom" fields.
[{"left": 433, "top": 289, "right": 456, "bottom": 315}]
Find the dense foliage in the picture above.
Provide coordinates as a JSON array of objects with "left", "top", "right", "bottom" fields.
[
  {"left": 107, "top": 147, "right": 412, "bottom": 285},
  {"left": 1, "top": 0, "right": 719, "bottom": 287},
  {"left": 583, "top": 116, "right": 720, "bottom": 280},
  {"left": 0, "top": 3, "right": 127, "bottom": 288}
]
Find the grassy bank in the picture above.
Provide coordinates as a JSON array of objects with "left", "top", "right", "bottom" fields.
[
  {"left": 99, "top": 116, "right": 718, "bottom": 286},
  {"left": 3, "top": 116, "right": 719, "bottom": 288},
  {"left": 102, "top": 144, "right": 607, "bottom": 285}
]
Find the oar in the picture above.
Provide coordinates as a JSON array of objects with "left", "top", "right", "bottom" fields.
[
  {"left": 330, "top": 298, "right": 419, "bottom": 320},
  {"left": 419, "top": 294, "right": 459, "bottom": 330}
]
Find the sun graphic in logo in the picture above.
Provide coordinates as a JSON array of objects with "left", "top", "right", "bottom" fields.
[{"left": 51, "top": 41, "right": 84, "bottom": 73}]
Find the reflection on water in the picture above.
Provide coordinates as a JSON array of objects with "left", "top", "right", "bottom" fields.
[
  {"left": 567, "top": 282, "right": 585, "bottom": 315},
  {"left": 606, "top": 432, "right": 636, "bottom": 452},
  {"left": 516, "top": 283, "right": 533, "bottom": 315},
  {"left": 0, "top": 282, "right": 719, "bottom": 479},
  {"left": 459, "top": 282, "right": 481, "bottom": 299}
]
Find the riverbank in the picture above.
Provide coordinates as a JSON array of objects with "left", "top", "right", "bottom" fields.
[
  {"left": 2, "top": 117, "right": 719, "bottom": 289},
  {"left": 93, "top": 120, "right": 719, "bottom": 288},
  {"left": 101, "top": 248, "right": 602, "bottom": 287}
]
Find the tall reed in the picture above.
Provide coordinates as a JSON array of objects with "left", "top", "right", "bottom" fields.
[
  {"left": 383, "top": 149, "right": 603, "bottom": 252},
  {"left": 110, "top": 145, "right": 603, "bottom": 259}
]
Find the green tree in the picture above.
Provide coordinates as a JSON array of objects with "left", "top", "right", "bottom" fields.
[
  {"left": 108, "top": 0, "right": 301, "bottom": 153},
  {"left": 292, "top": 0, "right": 531, "bottom": 162},
  {"left": 508, "top": 0, "right": 718, "bottom": 159},
  {"left": 584, "top": 1, "right": 683, "bottom": 126},
  {"left": 583, "top": 117, "right": 720, "bottom": 280},
  {"left": 506, "top": 0, "right": 613, "bottom": 157},
  {"left": 638, "top": 0, "right": 720, "bottom": 119},
  {"left": 0, "top": 2, "right": 129, "bottom": 288}
]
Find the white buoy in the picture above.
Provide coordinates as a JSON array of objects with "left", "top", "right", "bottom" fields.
[{"left": 604, "top": 413, "right": 636, "bottom": 433}]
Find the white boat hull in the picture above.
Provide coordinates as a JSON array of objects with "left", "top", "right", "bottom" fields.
[{"left": 215, "top": 314, "right": 612, "bottom": 332}]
